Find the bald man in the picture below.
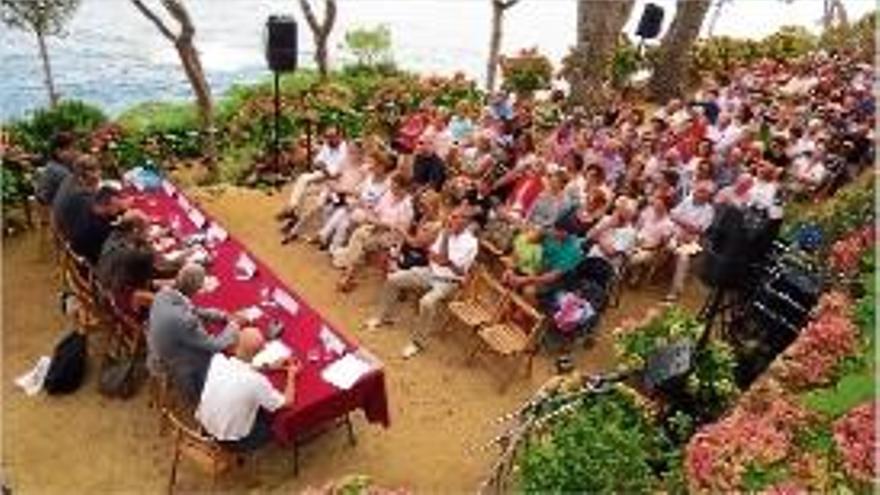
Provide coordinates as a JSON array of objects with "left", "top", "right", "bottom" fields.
[
  {"left": 196, "top": 327, "right": 300, "bottom": 451},
  {"left": 147, "top": 264, "right": 240, "bottom": 403}
]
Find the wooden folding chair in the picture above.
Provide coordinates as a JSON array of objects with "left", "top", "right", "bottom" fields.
[
  {"left": 444, "top": 266, "right": 509, "bottom": 332},
  {"left": 468, "top": 291, "right": 546, "bottom": 391},
  {"left": 164, "top": 407, "right": 248, "bottom": 495},
  {"left": 61, "top": 243, "right": 106, "bottom": 333}
]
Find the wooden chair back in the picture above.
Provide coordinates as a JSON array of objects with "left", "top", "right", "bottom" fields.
[
  {"left": 499, "top": 291, "right": 546, "bottom": 351},
  {"left": 164, "top": 407, "right": 235, "bottom": 494}
]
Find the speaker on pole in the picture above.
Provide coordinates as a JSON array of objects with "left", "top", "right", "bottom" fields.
[
  {"left": 635, "top": 3, "right": 665, "bottom": 40},
  {"left": 265, "top": 15, "right": 298, "bottom": 73}
]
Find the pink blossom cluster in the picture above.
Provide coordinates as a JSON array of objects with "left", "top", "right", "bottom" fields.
[
  {"left": 828, "top": 225, "right": 875, "bottom": 275},
  {"left": 686, "top": 397, "right": 809, "bottom": 492},
  {"left": 779, "top": 293, "right": 859, "bottom": 388},
  {"left": 833, "top": 401, "right": 878, "bottom": 484}
]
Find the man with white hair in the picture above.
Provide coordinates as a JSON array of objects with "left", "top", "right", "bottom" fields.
[{"left": 147, "top": 263, "right": 240, "bottom": 402}]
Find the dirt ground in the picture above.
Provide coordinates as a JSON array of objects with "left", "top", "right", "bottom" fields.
[{"left": 2, "top": 185, "right": 704, "bottom": 494}]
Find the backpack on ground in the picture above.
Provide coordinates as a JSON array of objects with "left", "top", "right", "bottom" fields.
[{"left": 43, "top": 331, "right": 88, "bottom": 395}]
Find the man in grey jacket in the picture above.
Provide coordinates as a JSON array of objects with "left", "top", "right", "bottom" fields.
[{"left": 147, "top": 263, "right": 239, "bottom": 403}]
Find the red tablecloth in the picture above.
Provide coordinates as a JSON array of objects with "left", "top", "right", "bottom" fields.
[{"left": 130, "top": 182, "right": 390, "bottom": 444}]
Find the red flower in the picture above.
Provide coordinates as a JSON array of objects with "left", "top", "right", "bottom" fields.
[{"left": 833, "top": 401, "right": 877, "bottom": 483}]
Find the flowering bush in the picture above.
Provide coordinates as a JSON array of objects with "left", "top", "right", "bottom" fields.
[
  {"left": 828, "top": 225, "right": 875, "bottom": 277},
  {"left": 500, "top": 48, "right": 554, "bottom": 97},
  {"left": 777, "top": 292, "right": 859, "bottom": 389},
  {"left": 832, "top": 401, "right": 877, "bottom": 484},
  {"left": 686, "top": 392, "right": 810, "bottom": 493}
]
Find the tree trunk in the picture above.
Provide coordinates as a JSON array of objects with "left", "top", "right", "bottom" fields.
[
  {"left": 315, "top": 32, "right": 329, "bottom": 78},
  {"left": 176, "top": 39, "right": 217, "bottom": 178},
  {"left": 824, "top": 0, "right": 848, "bottom": 29},
  {"left": 35, "top": 31, "right": 59, "bottom": 108},
  {"left": 486, "top": 0, "right": 504, "bottom": 92},
  {"left": 648, "top": 0, "right": 711, "bottom": 103},
  {"left": 566, "top": 0, "right": 635, "bottom": 108}
]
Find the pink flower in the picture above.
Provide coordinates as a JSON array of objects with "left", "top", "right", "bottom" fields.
[{"left": 833, "top": 402, "right": 878, "bottom": 483}]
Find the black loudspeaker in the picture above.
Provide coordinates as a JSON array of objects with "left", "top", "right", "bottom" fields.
[
  {"left": 635, "top": 3, "right": 665, "bottom": 39},
  {"left": 266, "top": 15, "right": 298, "bottom": 72}
]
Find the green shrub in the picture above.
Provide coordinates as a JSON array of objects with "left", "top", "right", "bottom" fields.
[
  {"left": 517, "top": 387, "right": 663, "bottom": 493},
  {"left": 8, "top": 100, "right": 107, "bottom": 156}
]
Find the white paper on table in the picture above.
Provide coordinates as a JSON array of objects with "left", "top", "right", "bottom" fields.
[
  {"left": 237, "top": 306, "right": 264, "bottom": 323},
  {"left": 186, "top": 246, "right": 211, "bottom": 265},
  {"left": 163, "top": 248, "right": 186, "bottom": 263},
  {"left": 14, "top": 356, "right": 52, "bottom": 396},
  {"left": 188, "top": 208, "right": 207, "bottom": 229},
  {"left": 200, "top": 275, "right": 220, "bottom": 293},
  {"left": 162, "top": 180, "right": 176, "bottom": 197},
  {"left": 177, "top": 195, "right": 192, "bottom": 212},
  {"left": 99, "top": 180, "right": 123, "bottom": 191},
  {"left": 272, "top": 288, "right": 299, "bottom": 316},
  {"left": 321, "top": 352, "right": 372, "bottom": 390},
  {"left": 234, "top": 253, "right": 257, "bottom": 280},
  {"left": 251, "top": 340, "right": 292, "bottom": 369},
  {"left": 319, "top": 325, "right": 346, "bottom": 356},
  {"left": 206, "top": 223, "right": 228, "bottom": 243}
]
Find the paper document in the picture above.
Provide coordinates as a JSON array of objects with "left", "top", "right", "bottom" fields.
[
  {"left": 234, "top": 253, "right": 257, "bottom": 280},
  {"left": 272, "top": 288, "right": 299, "bottom": 316},
  {"left": 237, "top": 306, "right": 264, "bottom": 323},
  {"left": 188, "top": 208, "right": 207, "bottom": 229},
  {"left": 251, "top": 340, "right": 292, "bottom": 369},
  {"left": 321, "top": 353, "right": 372, "bottom": 390},
  {"left": 14, "top": 356, "right": 52, "bottom": 396},
  {"left": 319, "top": 325, "right": 347, "bottom": 356},
  {"left": 162, "top": 180, "right": 176, "bottom": 197},
  {"left": 206, "top": 223, "right": 228, "bottom": 243}
]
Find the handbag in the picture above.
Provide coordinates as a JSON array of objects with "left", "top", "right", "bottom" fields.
[{"left": 98, "top": 354, "right": 145, "bottom": 399}]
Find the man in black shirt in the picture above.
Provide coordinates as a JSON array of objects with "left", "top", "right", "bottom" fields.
[
  {"left": 69, "top": 186, "right": 126, "bottom": 265},
  {"left": 411, "top": 137, "right": 446, "bottom": 192},
  {"left": 35, "top": 131, "right": 77, "bottom": 205}
]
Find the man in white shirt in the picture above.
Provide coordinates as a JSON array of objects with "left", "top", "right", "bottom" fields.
[
  {"left": 279, "top": 126, "right": 349, "bottom": 222},
  {"left": 196, "top": 327, "right": 300, "bottom": 451},
  {"left": 365, "top": 207, "right": 479, "bottom": 359},
  {"left": 666, "top": 181, "right": 716, "bottom": 301}
]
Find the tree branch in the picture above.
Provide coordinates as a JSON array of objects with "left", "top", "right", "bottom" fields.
[
  {"left": 130, "top": 0, "right": 175, "bottom": 42},
  {"left": 499, "top": 0, "right": 520, "bottom": 10},
  {"left": 161, "top": 0, "right": 194, "bottom": 42},
  {"left": 320, "top": 0, "right": 337, "bottom": 37},
  {"left": 298, "top": 0, "right": 320, "bottom": 31}
]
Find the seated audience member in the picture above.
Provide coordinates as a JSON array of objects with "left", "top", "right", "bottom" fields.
[
  {"left": 504, "top": 220, "right": 583, "bottom": 300},
  {"left": 586, "top": 196, "right": 639, "bottom": 270},
  {"left": 557, "top": 187, "right": 610, "bottom": 237},
  {"left": 411, "top": 135, "right": 447, "bottom": 192},
  {"left": 281, "top": 140, "right": 366, "bottom": 243},
  {"left": 365, "top": 207, "right": 478, "bottom": 359},
  {"left": 394, "top": 102, "right": 432, "bottom": 153},
  {"left": 666, "top": 181, "right": 716, "bottom": 301},
  {"left": 278, "top": 126, "right": 348, "bottom": 223},
  {"left": 35, "top": 131, "right": 77, "bottom": 205},
  {"left": 749, "top": 161, "right": 782, "bottom": 212},
  {"left": 789, "top": 149, "right": 826, "bottom": 194},
  {"left": 628, "top": 194, "right": 676, "bottom": 284},
  {"left": 503, "top": 225, "right": 544, "bottom": 279},
  {"left": 715, "top": 173, "right": 755, "bottom": 208},
  {"left": 392, "top": 190, "right": 443, "bottom": 271},
  {"left": 147, "top": 263, "right": 240, "bottom": 403},
  {"left": 527, "top": 170, "right": 569, "bottom": 229},
  {"left": 332, "top": 174, "right": 415, "bottom": 291},
  {"left": 313, "top": 152, "right": 394, "bottom": 250},
  {"left": 196, "top": 327, "right": 300, "bottom": 452}
]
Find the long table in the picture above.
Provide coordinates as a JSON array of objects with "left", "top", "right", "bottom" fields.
[{"left": 130, "top": 181, "right": 390, "bottom": 443}]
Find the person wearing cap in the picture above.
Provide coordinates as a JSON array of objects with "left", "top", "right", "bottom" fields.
[
  {"left": 196, "top": 327, "right": 300, "bottom": 451},
  {"left": 666, "top": 181, "right": 716, "bottom": 301},
  {"left": 147, "top": 263, "right": 241, "bottom": 403}
]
